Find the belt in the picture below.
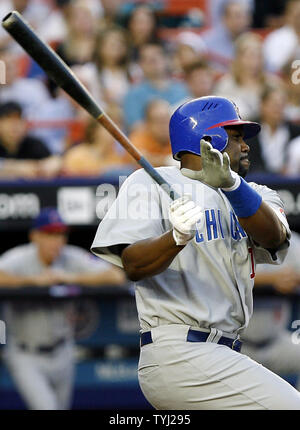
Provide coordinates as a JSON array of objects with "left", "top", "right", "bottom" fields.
[
  {"left": 140, "top": 328, "right": 242, "bottom": 353},
  {"left": 242, "top": 337, "right": 275, "bottom": 349},
  {"left": 18, "top": 337, "right": 66, "bottom": 354}
]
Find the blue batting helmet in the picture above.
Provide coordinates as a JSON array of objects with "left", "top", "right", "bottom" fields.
[{"left": 169, "top": 96, "right": 261, "bottom": 160}]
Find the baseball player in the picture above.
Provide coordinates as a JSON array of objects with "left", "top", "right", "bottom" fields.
[
  {"left": 91, "top": 96, "right": 300, "bottom": 409},
  {"left": 0, "top": 207, "right": 125, "bottom": 410}
]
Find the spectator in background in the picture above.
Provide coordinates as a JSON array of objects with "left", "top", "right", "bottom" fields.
[
  {"left": 241, "top": 230, "right": 300, "bottom": 392},
  {"left": 171, "top": 31, "right": 207, "bottom": 79},
  {"left": 264, "top": 0, "right": 300, "bottom": 73},
  {"left": 123, "top": 43, "right": 189, "bottom": 131},
  {"left": 37, "top": 0, "right": 70, "bottom": 45},
  {"left": 172, "top": 59, "right": 216, "bottom": 110},
  {"left": 184, "top": 60, "right": 215, "bottom": 99},
  {"left": 202, "top": 0, "right": 251, "bottom": 72},
  {"left": 98, "top": 0, "right": 124, "bottom": 32},
  {"left": 128, "top": 99, "right": 175, "bottom": 168},
  {"left": 208, "top": 0, "right": 254, "bottom": 27},
  {"left": 55, "top": 0, "right": 98, "bottom": 66},
  {"left": 247, "top": 86, "right": 300, "bottom": 175},
  {"left": 0, "top": 0, "right": 52, "bottom": 51},
  {"left": 125, "top": 3, "right": 160, "bottom": 63},
  {"left": 37, "top": 0, "right": 103, "bottom": 46},
  {"left": 0, "top": 207, "right": 125, "bottom": 410},
  {"left": 29, "top": 63, "right": 105, "bottom": 156},
  {"left": 123, "top": 3, "right": 162, "bottom": 83},
  {"left": 285, "top": 134, "right": 300, "bottom": 176},
  {"left": 14, "top": 0, "right": 102, "bottom": 48},
  {"left": 0, "top": 50, "right": 50, "bottom": 119},
  {"left": 28, "top": 83, "right": 76, "bottom": 156},
  {"left": 0, "top": 102, "right": 62, "bottom": 179},
  {"left": 214, "top": 32, "right": 282, "bottom": 120},
  {"left": 252, "top": 0, "right": 286, "bottom": 29},
  {"left": 281, "top": 59, "right": 300, "bottom": 175},
  {"left": 281, "top": 60, "right": 300, "bottom": 123},
  {"left": 62, "top": 103, "right": 127, "bottom": 177},
  {"left": 93, "top": 26, "right": 132, "bottom": 105}
]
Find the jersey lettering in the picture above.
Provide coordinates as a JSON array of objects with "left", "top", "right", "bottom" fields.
[
  {"left": 230, "top": 212, "right": 247, "bottom": 241},
  {"left": 195, "top": 229, "right": 204, "bottom": 242},
  {"left": 196, "top": 209, "right": 224, "bottom": 243},
  {"left": 217, "top": 209, "right": 225, "bottom": 239},
  {"left": 205, "top": 209, "right": 218, "bottom": 241},
  {"left": 195, "top": 210, "right": 247, "bottom": 243}
]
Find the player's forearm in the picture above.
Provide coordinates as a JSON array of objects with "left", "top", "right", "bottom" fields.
[
  {"left": 0, "top": 271, "right": 37, "bottom": 288},
  {"left": 0, "top": 160, "right": 22, "bottom": 178},
  {"left": 221, "top": 175, "right": 286, "bottom": 249},
  {"left": 121, "top": 230, "right": 184, "bottom": 281},
  {"left": 0, "top": 160, "right": 38, "bottom": 178},
  {"left": 253, "top": 272, "right": 278, "bottom": 287},
  {"left": 238, "top": 201, "right": 286, "bottom": 249}
]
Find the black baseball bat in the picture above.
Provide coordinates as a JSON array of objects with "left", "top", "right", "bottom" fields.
[{"left": 2, "top": 11, "right": 179, "bottom": 199}]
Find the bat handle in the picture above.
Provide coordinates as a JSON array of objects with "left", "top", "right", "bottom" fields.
[
  {"left": 97, "top": 114, "right": 180, "bottom": 201},
  {"left": 139, "top": 157, "right": 180, "bottom": 201}
]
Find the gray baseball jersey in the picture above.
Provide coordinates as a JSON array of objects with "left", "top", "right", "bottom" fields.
[
  {"left": 242, "top": 230, "right": 300, "bottom": 343},
  {"left": 241, "top": 231, "right": 300, "bottom": 391},
  {"left": 92, "top": 166, "right": 290, "bottom": 336},
  {"left": 0, "top": 243, "right": 110, "bottom": 346}
]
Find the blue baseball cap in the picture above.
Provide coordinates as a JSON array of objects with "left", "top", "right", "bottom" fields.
[{"left": 31, "top": 207, "right": 68, "bottom": 233}]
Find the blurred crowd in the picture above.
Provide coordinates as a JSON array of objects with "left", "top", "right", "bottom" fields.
[{"left": 0, "top": 0, "right": 300, "bottom": 179}]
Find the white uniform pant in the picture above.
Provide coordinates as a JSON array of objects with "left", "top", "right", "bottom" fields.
[
  {"left": 243, "top": 330, "right": 300, "bottom": 390},
  {"left": 3, "top": 341, "right": 75, "bottom": 410},
  {"left": 138, "top": 325, "right": 300, "bottom": 410}
]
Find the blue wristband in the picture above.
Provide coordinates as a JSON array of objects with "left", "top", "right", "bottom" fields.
[{"left": 222, "top": 178, "right": 262, "bottom": 217}]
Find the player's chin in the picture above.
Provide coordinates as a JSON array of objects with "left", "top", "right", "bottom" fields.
[{"left": 238, "top": 159, "right": 250, "bottom": 178}]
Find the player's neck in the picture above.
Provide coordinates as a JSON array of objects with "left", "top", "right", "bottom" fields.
[{"left": 180, "top": 153, "right": 202, "bottom": 171}]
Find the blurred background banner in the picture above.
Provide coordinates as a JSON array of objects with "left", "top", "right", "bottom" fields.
[{"left": 0, "top": 175, "right": 299, "bottom": 230}]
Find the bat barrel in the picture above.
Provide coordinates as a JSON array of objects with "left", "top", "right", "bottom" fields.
[
  {"left": 2, "top": 11, "right": 179, "bottom": 201},
  {"left": 2, "top": 11, "right": 102, "bottom": 119}
]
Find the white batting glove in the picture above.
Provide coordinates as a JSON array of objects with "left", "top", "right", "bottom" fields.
[
  {"left": 181, "top": 139, "right": 237, "bottom": 189},
  {"left": 169, "top": 194, "right": 204, "bottom": 246}
]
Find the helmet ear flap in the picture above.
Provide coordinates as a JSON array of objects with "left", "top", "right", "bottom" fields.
[
  {"left": 200, "top": 127, "right": 228, "bottom": 154},
  {"left": 202, "top": 135, "right": 212, "bottom": 143}
]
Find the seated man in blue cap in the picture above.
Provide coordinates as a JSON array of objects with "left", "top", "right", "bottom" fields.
[{"left": 0, "top": 207, "right": 125, "bottom": 410}]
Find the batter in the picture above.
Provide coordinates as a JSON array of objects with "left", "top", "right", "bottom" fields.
[{"left": 92, "top": 96, "right": 300, "bottom": 409}]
